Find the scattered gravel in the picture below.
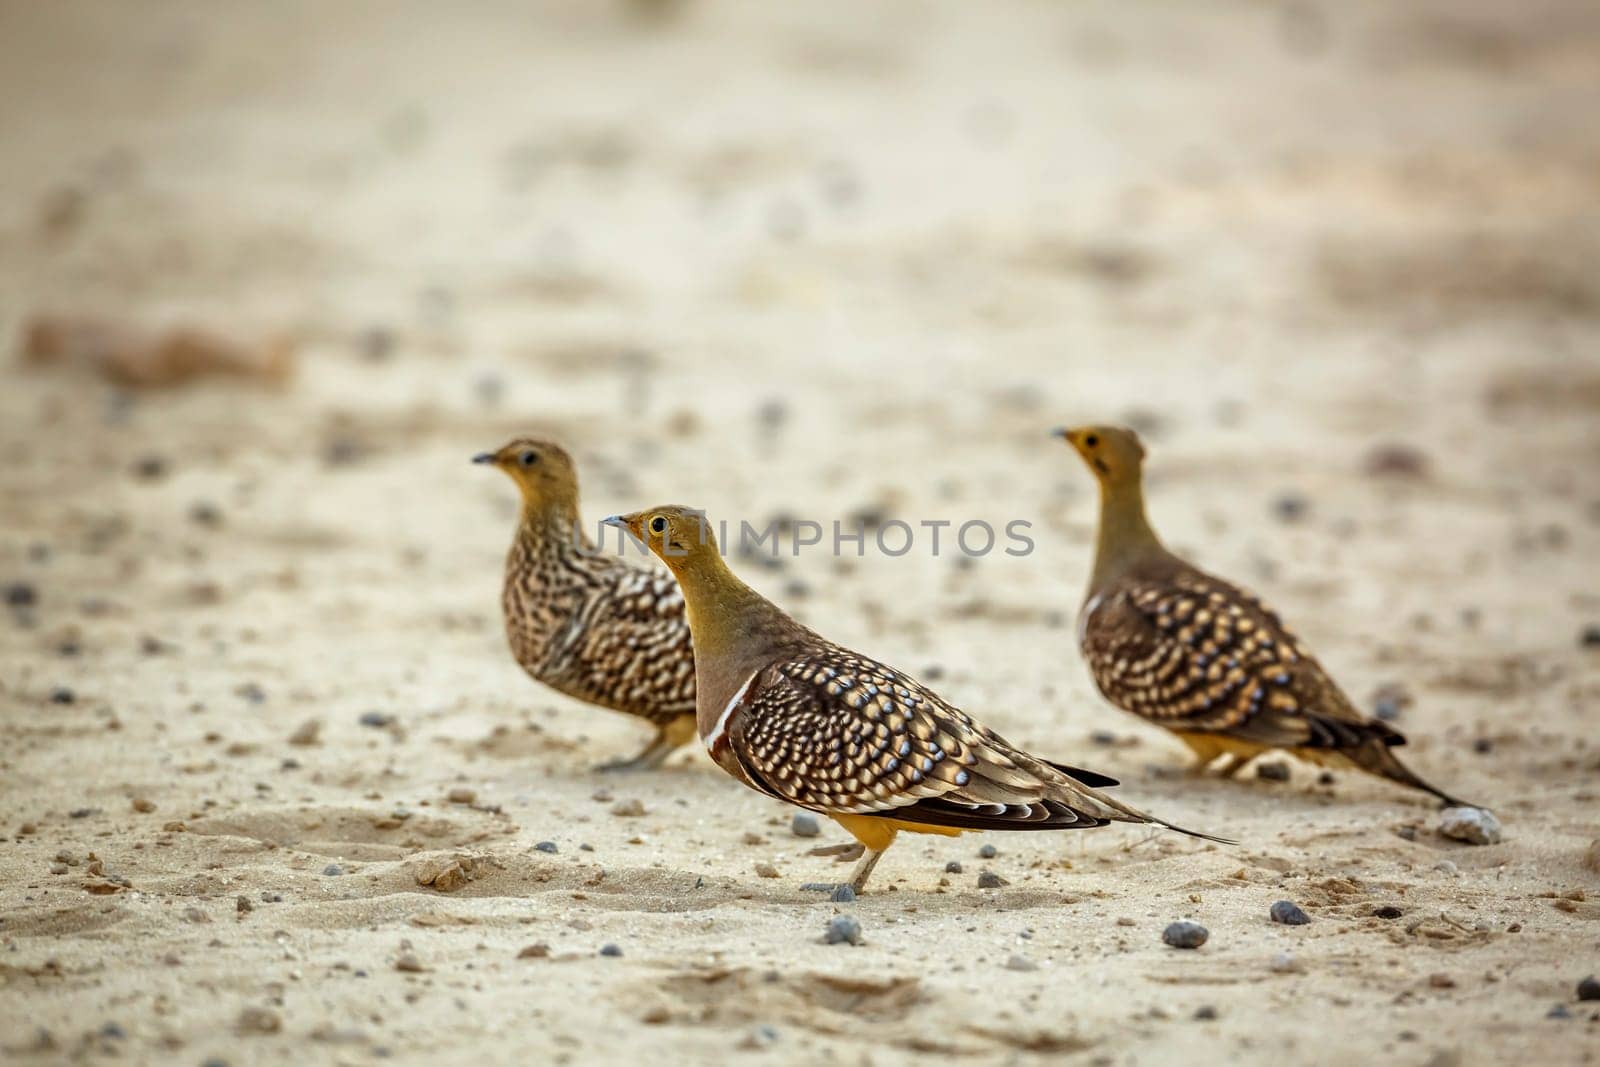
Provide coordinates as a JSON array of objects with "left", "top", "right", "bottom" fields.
[
  {"left": 977, "top": 871, "right": 1008, "bottom": 889},
  {"left": 534, "top": 841, "right": 558, "bottom": 854},
  {"left": 824, "top": 915, "right": 863, "bottom": 946},
  {"left": 1270, "top": 900, "right": 1311, "bottom": 925},
  {"left": 790, "top": 812, "right": 820, "bottom": 837},
  {"left": 1162, "top": 921, "right": 1208, "bottom": 949},
  {"left": 1438, "top": 807, "right": 1502, "bottom": 846}
]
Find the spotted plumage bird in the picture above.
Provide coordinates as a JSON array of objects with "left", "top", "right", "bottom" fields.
[
  {"left": 475, "top": 438, "right": 696, "bottom": 770},
  {"left": 602, "top": 505, "right": 1229, "bottom": 892},
  {"left": 1057, "top": 425, "right": 1472, "bottom": 807}
]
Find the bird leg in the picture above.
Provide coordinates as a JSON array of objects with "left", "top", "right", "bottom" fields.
[
  {"left": 846, "top": 848, "right": 886, "bottom": 892},
  {"left": 806, "top": 842, "right": 866, "bottom": 862},
  {"left": 1215, "top": 753, "right": 1249, "bottom": 778},
  {"left": 594, "top": 716, "right": 695, "bottom": 773}
]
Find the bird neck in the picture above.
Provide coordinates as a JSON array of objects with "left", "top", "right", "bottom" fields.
[
  {"left": 664, "top": 547, "right": 805, "bottom": 720},
  {"left": 511, "top": 495, "right": 589, "bottom": 563},
  {"left": 1089, "top": 472, "right": 1165, "bottom": 592}
]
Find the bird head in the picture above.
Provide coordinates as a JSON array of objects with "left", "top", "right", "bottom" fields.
[
  {"left": 1055, "top": 424, "right": 1146, "bottom": 484},
  {"left": 472, "top": 437, "right": 580, "bottom": 510},
  {"left": 602, "top": 505, "right": 716, "bottom": 565}
]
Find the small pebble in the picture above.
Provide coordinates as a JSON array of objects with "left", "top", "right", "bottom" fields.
[
  {"left": 236, "top": 896, "right": 253, "bottom": 915},
  {"left": 1547, "top": 1005, "right": 1572, "bottom": 1020},
  {"left": 740, "top": 1025, "right": 781, "bottom": 1050},
  {"left": 358, "top": 711, "right": 394, "bottom": 728},
  {"left": 944, "top": 861, "right": 963, "bottom": 874},
  {"left": 610, "top": 798, "right": 647, "bottom": 817},
  {"left": 790, "top": 812, "right": 821, "bottom": 838},
  {"left": 446, "top": 787, "right": 477, "bottom": 805},
  {"left": 1373, "top": 905, "right": 1404, "bottom": 919},
  {"left": 824, "top": 915, "right": 863, "bottom": 946},
  {"left": 753, "top": 862, "right": 781, "bottom": 879},
  {"left": 1429, "top": 973, "right": 1456, "bottom": 989},
  {"left": 50, "top": 688, "right": 75, "bottom": 704},
  {"left": 1256, "top": 761, "right": 1290, "bottom": 782},
  {"left": 322, "top": 864, "right": 343, "bottom": 877},
  {"left": 1438, "top": 807, "right": 1502, "bottom": 846},
  {"left": 1194, "top": 1005, "right": 1218, "bottom": 1021},
  {"left": 1433, "top": 860, "right": 1459, "bottom": 876},
  {"left": 236, "top": 1007, "right": 281, "bottom": 1035},
  {"left": 1577, "top": 975, "right": 1600, "bottom": 1001},
  {"left": 599, "top": 943, "right": 623, "bottom": 957},
  {"left": 517, "top": 943, "right": 550, "bottom": 959},
  {"left": 1272, "top": 492, "right": 1309, "bottom": 523},
  {"left": 977, "top": 844, "right": 998, "bottom": 859},
  {"left": 1270, "top": 900, "right": 1310, "bottom": 925},
  {"left": 131, "top": 797, "right": 155, "bottom": 813},
  {"left": 1270, "top": 951, "right": 1299, "bottom": 974},
  {"left": 1089, "top": 730, "right": 1119, "bottom": 746},
  {"left": 977, "top": 871, "right": 1008, "bottom": 889},
  {"left": 1162, "top": 921, "right": 1208, "bottom": 949},
  {"left": 1004, "top": 955, "right": 1038, "bottom": 972},
  {"left": 394, "top": 953, "right": 425, "bottom": 973},
  {"left": 1580, "top": 625, "right": 1600, "bottom": 649},
  {"left": 534, "top": 841, "right": 558, "bottom": 854},
  {"left": 830, "top": 884, "right": 856, "bottom": 903},
  {"left": 4, "top": 582, "right": 37, "bottom": 607},
  {"left": 100, "top": 1023, "right": 126, "bottom": 1040}
]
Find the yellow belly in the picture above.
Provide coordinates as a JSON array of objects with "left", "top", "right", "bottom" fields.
[{"left": 831, "top": 812, "right": 966, "bottom": 852}]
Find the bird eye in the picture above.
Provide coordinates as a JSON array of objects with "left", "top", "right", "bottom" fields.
[
  {"left": 1083, "top": 434, "right": 1099, "bottom": 448},
  {"left": 649, "top": 516, "right": 667, "bottom": 534},
  {"left": 519, "top": 450, "right": 539, "bottom": 467}
]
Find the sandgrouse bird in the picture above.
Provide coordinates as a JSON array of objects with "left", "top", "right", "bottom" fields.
[
  {"left": 1057, "top": 425, "right": 1471, "bottom": 807},
  {"left": 475, "top": 438, "right": 696, "bottom": 770},
  {"left": 603, "top": 505, "right": 1228, "bottom": 893}
]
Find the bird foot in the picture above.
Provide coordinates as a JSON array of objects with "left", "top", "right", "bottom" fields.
[{"left": 806, "top": 842, "right": 866, "bottom": 863}]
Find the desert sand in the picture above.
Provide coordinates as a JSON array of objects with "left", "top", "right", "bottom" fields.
[{"left": 2, "top": 1, "right": 1598, "bottom": 1064}]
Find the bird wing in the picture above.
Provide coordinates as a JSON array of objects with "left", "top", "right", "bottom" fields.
[
  {"left": 1081, "top": 569, "right": 1398, "bottom": 750},
  {"left": 715, "top": 646, "right": 1150, "bottom": 833},
  {"left": 549, "top": 563, "right": 697, "bottom": 721}
]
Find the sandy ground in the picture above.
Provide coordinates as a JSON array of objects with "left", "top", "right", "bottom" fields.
[{"left": 3, "top": 0, "right": 1600, "bottom": 1064}]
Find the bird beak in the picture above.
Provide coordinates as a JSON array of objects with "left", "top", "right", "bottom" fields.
[
  {"left": 600, "top": 514, "right": 626, "bottom": 528},
  {"left": 1051, "top": 427, "right": 1071, "bottom": 441},
  {"left": 472, "top": 452, "right": 497, "bottom": 465}
]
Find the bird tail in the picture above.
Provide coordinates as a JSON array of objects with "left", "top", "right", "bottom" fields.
[
  {"left": 1153, "top": 818, "right": 1237, "bottom": 847},
  {"left": 1345, "top": 740, "right": 1479, "bottom": 809}
]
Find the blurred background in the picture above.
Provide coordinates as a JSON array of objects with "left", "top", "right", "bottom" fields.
[{"left": 2, "top": 1, "right": 1599, "bottom": 1061}]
